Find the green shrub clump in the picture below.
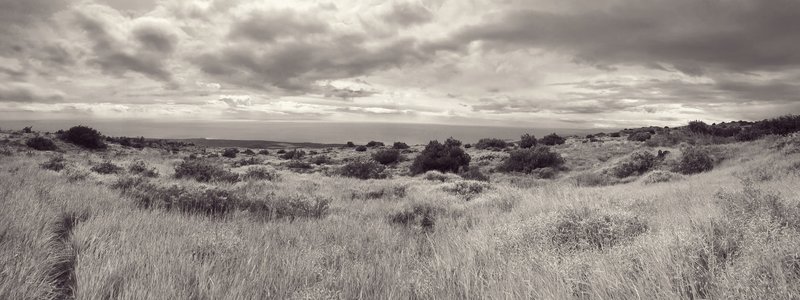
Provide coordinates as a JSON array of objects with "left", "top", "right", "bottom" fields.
[
  {"left": 222, "top": 148, "right": 239, "bottom": 158},
  {"left": 675, "top": 147, "right": 714, "bottom": 174},
  {"left": 339, "top": 158, "right": 387, "bottom": 179},
  {"left": 475, "top": 138, "right": 508, "bottom": 150},
  {"left": 540, "top": 133, "right": 566, "bottom": 145},
  {"left": 280, "top": 149, "right": 306, "bottom": 160},
  {"left": 498, "top": 146, "right": 564, "bottom": 174},
  {"left": 26, "top": 136, "right": 58, "bottom": 151},
  {"left": 174, "top": 159, "right": 239, "bottom": 182},
  {"left": 355, "top": 145, "right": 368, "bottom": 152},
  {"left": 392, "top": 142, "right": 410, "bottom": 150},
  {"left": 372, "top": 149, "right": 401, "bottom": 165},
  {"left": 627, "top": 131, "right": 652, "bottom": 142},
  {"left": 613, "top": 151, "right": 657, "bottom": 178},
  {"left": 62, "top": 125, "right": 106, "bottom": 149},
  {"left": 366, "top": 141, "right": 385, "bottom": 147},
  {"left": 410, "top": 138, "right": 470, "bottom": 175},
  {"left": 519, "top": 133, "right": 537, "bottom": 148}
]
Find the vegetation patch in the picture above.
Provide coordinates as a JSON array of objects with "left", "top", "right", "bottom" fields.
[
  {"left": 339, "top": 158, "right": 387, "bottom": 179},
  {"left": 372, "top": 149, "right": 401, "bottom": 165},
  {"left": 675, "top": 147, "right": 714, "bottom": 175},
  {"left": 128, "top": 160, "right": 159, "bottom": 177},
  {"left": 443, "top": 180, "right": 490, "bottom": 200},
  {"left": 91, "top": 161, "right": 122, "bottom": 174},
  {"left": 61, "top": 125, "right": 106, "bottom": 149},
  {"left": 613, "top": 150, "right": 658, "bottom": 178},
  {"left": 550, "top": 208, "right": 648, "bottom": 251},
  {"left": 26, "top": 136, "right": 58, "bottom": 151},
  {"left": 519, "top": 133, "right": 537, "bottom": 148},
  {"left": 498, "top": 146, "right": 564, "bottom": 174},
  {"left": 410, "top": 138, "right": 470, "bottom": 174},
  {"left": 540, "top": 133, "right": 566, "bottom": 146},
  {"left": 475, "top": 138, "right": 508, "bottom": 150},
  {"left": 174, "top": 159, "right": 239, "bottom": 183},
  {"left": 641, "top": 170, "right": 684, "bottom": 184},
  {"left": 41, "top": 156, "right": 66, "bottom": 172}
]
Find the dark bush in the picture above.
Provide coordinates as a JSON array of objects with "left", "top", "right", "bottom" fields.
[
  {"left": 627, "top": 131, "right": 652, "bottom": 142},
  {"left": 392, "top": 142, "right": 410, "bottom": 150},
  {"left": 366, "top": 141, "right": 385, "bottom": 147},
  {"left": 346, "top": 141, "right": 355, "bottom": 147},
  {"left": 540, "top": 133, "right": 566, "bottom": 145},
  {"left": 339, "top": 158, "right": 386, "bottom": 179},
  {"left": 444, "top": 180, "right": 490, "bottom": 200},
  {"left": 22, "top": 126, "right": 32, "bottom": 133},
  {"left": 91, "top": 161, "right": 122, "bottom": 174},
  {"left": 242, "top": 149, "right": 255, "bottom": 155},
  {"left": 613, "top": 151, "right": 657, "bottom": 178},
  {"left": 372, "top": 149, "right": 401, "bottom": 165},
  {"left": 310, "top": 155, "right": 332, "bottom": 165},
  {"left": 551, "top": 208, "right": 648, "bottom": 251},
  {"left": 675, "top": 147, "right": 714, "bottom": 175},
  {"left": 174, "top": 159, "right": 239, "bottom": 182},
  {"left": 276, "top": 149, "right": 286, "bottom": 154},
  {"left": 41, "top": 156, "right": 66, "bottom": 172},
  {"left": 244, "top": 166, "right": 278, "bottom": 181},
  {"left": 755, "top": 114, "right": 800, "bottom": 136},
  {"left": 355, "top": 145, "right": 367, "bottom": 152},
  {"left": 519, "top": 133, "right": 537, "bottom": 149},
  {"left": 62, "top": 125, "right": 106, "bottom": 149},
  {"left": 258, "top": 149, "right": 270, "bottom": 155},
  {"left": 26, "top": 136, "right": 58, "bottom": 151},
  {"left": 609, "top": 132, "right": 621, "bottom": 138},
  {"left": 280, "top": 149, "right": 306, "bottom": 160},
  {"left": 389, "top": 202, "right": 442, "bottom": 231},
  {"left": 688, "top": 120, "right": 711, "bottom": 134},
  {"left": 464, "top": 143, "right": 472, "bottom": 149},
  {"left": 735, "top": 128, "right": 764, "bottom": 141},
  {"left": 233, "top": 157, "right": 261, "bottom": 167},
  {"left": 475, "top": 138, "right": 508, "bottom": 150},
  {"left": 286, "top": 160, "right": 313, "bottom": 171},
  {"left": 459, "top": 167, "right": 489, "bottom": 181},
  {"left": 410, "top": 138, "right": 470, "bottom": 175},
  {"left": 222, "top": 148, "right": 239, "bottom": 158},
  {"left": 129, "top": 160, "right": 158, "bottom": 177},
  {"left": 498, "top": 146, "right": 564, "bottom": 174}
]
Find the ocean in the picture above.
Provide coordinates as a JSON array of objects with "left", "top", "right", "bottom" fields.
[{"left": 0, "top": 119, "right": 605, "bottom": 145}]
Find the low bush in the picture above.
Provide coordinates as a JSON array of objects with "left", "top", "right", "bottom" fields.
[
  {"left": 688, "top": 120, "right": 711, "bottom": 134},
  {"left": 475, "top": 138, "right": 508, "bottom": 150},
  {"left": 174, "top": 159, "right": 239, "bottom": 182},
  {"left": 459, "top": 167, "right": 489, "bottom": 181},
  {"left": 310, "top": 155, "right": 332, "bottom": 165},
  {"left": 389, "top": 202, "right": 443, "bottom": 231},
  {"left": 222, "top": 148, "right": 239, "bottom": 158},
  {"left": 392, "top": 142, "right": 410, "bottom": 150},
  {"left": 339, "top": 158, "right": 386, "bottom": 179},
  {"left": 346, "top": 141, "right": 356, "bottom": 147},
  {"left": 276, "top": 149, "right": 286, "bottom": 154},
  {"left": 609, "top": 132, "right": 621, "bottom": 138},
  {"left": 280, "top": 149, "right": 306, "bottom": 160},
  {"left": 41, "top": 156, "right": 66, "bottom": 172},
  {"left": 366, "top": 141, "right": 385, "bottom": 147},
  {"left": 540, "top": 133, "right": 566, "bottom": 145},
  {"left": 233, "top": 157, "right": 261, "bottom": 167},
  {"left": 257, "top": 149, "right": 270, "bottom": 155},
  {"left": 242, "top": 149, "right": 255, "bottom": 155},
  {"left": 91, "top": 161, "right": 122, "bottom": 174},
  {"left": 372, "top": 149, "right": 401, "bottom": 165},
  {"left": 675, "top": 147, "right": 714, "bottom": 175},
  {"left": 613, "top": 151, "right": 657, "bottom": 178},
  {"left": 62, "top": 125, "right": 106, "bottom": 149},
  {"left": 443, "top": 180, "right": 490, "bottom": 200},
  {"left": 243, "top": 166, "right": 279, "bottom": 181},
  {"left": 550, "top": 208, "right": 648, "bottom": 251},
  {"left": 423, "top": 170, "right": 461, "bottom": 182},
  {"left": 627, "top": 131, "right": 652, "bottom": 142},
  {"left": 128, "top": 160, "right": 158, "bottom": 177},
  {"left": 355, "top": 145, "right": 367, "bottom": 152},
  {"left": 26, "top": 136, "right": 58, "bottom": 151},
  {"left": 641, "top": 170, "right": 684, "bottom": 184},
  {"left": 410, "top": 138, "right": 470, "bottom": 174},
  {"left": 285, "top": 161, "right": 313, "bottom": 171},
  {"left": 240, "top": 193, "right": 331, "bottom": 221},
  {"left": 498, "top": 146, "right": 564, "bottom": 174},
  {"left": 519, "top": 133, "right": 537, "bottom": 149}
]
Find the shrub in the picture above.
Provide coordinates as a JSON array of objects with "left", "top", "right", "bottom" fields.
[
  {"left": 464, "top": 144, "right": 472, "bottom": 149},
  {"left": 550, "top": 208, "right": 648, "bottom": 251},
  {"left": 242, "top": 149, "right": 255, "bottom": 155},
  {"left": 443, "top": 180, "right": 490, "bottom": 200},
  {"left": 276, "top": 149, "right": 286, "bottom": 154},
  {"left": 174, "top": 159, "right": 239, "bottom": 182},
  {"left": 244, "top": 166, "right": 279, "bottom": 181},
  {"left": 22, "top": 126, "right": 32, "bottom": 133},
  {"left": 285, "top": 160, "right": 313, "bottom": 171},
  {"left": 627, "top": 131, "right": 652, "bottom": 142},
  {"left": 355, "top": 145, "right": 367, "bottom": 152},
  {"left": 62, "top": 125, "right": 106, "bottom": 149},
  {"left": 389, "top": 202, "right": 442, "bottom": 231},
  {"left": 366, "top": 141, "right": 385, "bottom": 147},
  {"left": 128, "top": 160, "right": 158, "bottom": 177},
  {"left": 280, "top": 149, "right": 306, "bottom": 160},
  {"left": 41, "top": 156, "right": 66, "bottom": 172},
  {"left": 26, "top": 136, "right": 58, "bottom": 151},
  {"left": 688, "top": 120, "right": 710, "bottom": 134},
  {"left": 346, "top": 141, "right": 355, "bottom": 147},
  {"left": 91, "top": 161, "right": 122, "bottom": 174},
  {"left": 475, "top": 138, "right": 508, "bottom": 150},
  {"left": 339, "top": 158, "right": 386, "bottom": 179},
  {"left": 392, "top": 142, "right": 410, "bottom": 150},
  {"left": 233, "top": 157, "right": 261, "bottom": 167},
  {"left": 410, "top": 138, "right": 470, "bottom": 174},
  {"left": 498, "top": 146, "right": 564, "bottom": 174},
  {"left": 642, "top": 170, "right": 684, "bottom": 184},
  {"left": 372, "top": 149, "right": 401, "bottom": 165},
  {"left": 519, "top": 133, "right": 537, "bottom": 148},
  {"left": 613, "top": 151, "right": 657, "bottom": 178},
  {"left": 540, "top": 133, "right": 566, "bottom": 145},
  {"left": 222, "top": 148, "right": 239, "bottom": 158},
  {"left": 423, "top": 170, "right": 460, "bottom": 182},
  {"left": 459, "top": 167, "right": 489, "bottom": 181},
  {"left": 240, "top": 193, "right": 331, "bottom": 221},
  {"left": 675, "top": 147, "right": 714, "bottom": 174},
  {"left": 609, "top": 132, "right": 621, "bottom": 138},
  {"left": 257, "top": 149, "right": 270, "bottom": 155},
  {"left": 310, "top": 155, "right": 332, "bottom": 165}
]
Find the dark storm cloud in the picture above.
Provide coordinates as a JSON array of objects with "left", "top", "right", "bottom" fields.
[
  {"left": 0, "top": 83, "right": 64, "bottom": 103},
  {"left": 228, "top": 9, "right": 329, "bottom": 42},
  {"left": 383, "top": 2, "right": 433, "bottom": 27},
  {"left": 432, "top": 0, "right": 800, "bottom": 75},
  {"left": 195, "top": 35, "right": 429, "bottom": 93},
  {"left": 75, "top": 11, "right": 178, "bottom": 83}
]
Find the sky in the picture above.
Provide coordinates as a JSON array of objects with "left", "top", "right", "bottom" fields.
[{"left": 1, "top": 0, "right": 800, "bottom": 129}]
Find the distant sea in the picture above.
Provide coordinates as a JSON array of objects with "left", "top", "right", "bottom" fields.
[{"left": 0, "top": 120, "right": 606, "bottom": 145}]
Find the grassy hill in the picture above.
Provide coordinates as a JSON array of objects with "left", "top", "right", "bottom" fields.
[{"left": 1, "top": 116, "right": 799, "bottom": 299}]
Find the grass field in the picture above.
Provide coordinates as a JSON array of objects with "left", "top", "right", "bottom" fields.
[{"left": 2, "top": 128, "right": 800, "bottom": 299}]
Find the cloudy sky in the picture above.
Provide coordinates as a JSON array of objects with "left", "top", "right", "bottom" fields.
[{"left": 1, "top": 0, "right": 799, "bottom": 129}]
